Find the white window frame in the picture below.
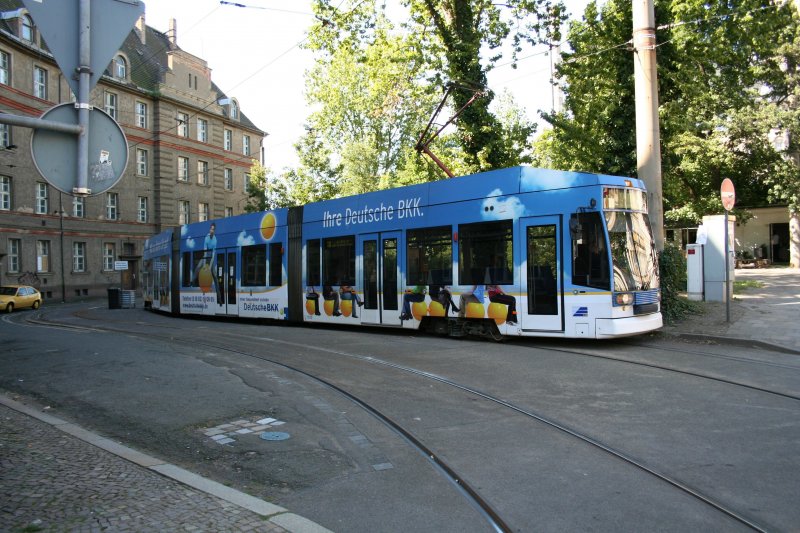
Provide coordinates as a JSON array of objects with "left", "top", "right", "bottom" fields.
[
  {"left": 179, "top": 201, "right": 190, "bottom": 225},
  {"left": 197, "top": 118, "right": 208, "bottom": 142},
  {"left": 73, "top": 242, "right": 86, "bottom": 272},
  {"left": 225, "top": 206, "right": 233, "bottom": 218},
  {"left": 73, "top": 196, "right": 84, "bottom": 218},
  {"left": 36, "top": 182, "right": 48, "bottom": 214},
  {"left": 137, "top": 196, "right": 148, "bottom": 223},
  {"left": 0, "top": 123, "right": 10, "bottom": 148},
  {"left": 106, "top": 192, "right": 118, "bottom": 220},
  {"left": 103, "top": 243, "right": 115, "bottom": 271},
  {"left": 104, "top": 91, "right": 117, "bottom": 119},
  {"left": 224, "top": 168, "right": 233, "bottom": 190},
  {"left": 33, "top": 66, "right": 47, "bottom": 99},
  {"left": 135, "top": 101, "right": 147, "bottom": 128},
  {"left": 8, "top": 238, "right": 20, "bottom": 273},
  {"left": 243, "top": 135, "right": 251, "bottom": 156},
  {"left": 198, "top": 202, "right": 209, "bottom": 222},
  {"left": 224, "top": 129, "right": 232, "bottom": 151},
  {"left": 0, "top": 50, "right": 9, "bottom": 85},
  {"left": 177, "top": 112, "right": 189, "bottom": 137},
  {"left": 178, "top": 156, "right": 189, "bottom": 181},
  {"left": 21, "top": 15, "right": 33, "bottom": 42},
  {"left": 136, "top": 148, "right": 148, "bottom": 176},
  {"left": 114, "top": 55, "right": 127, "bottom": 79},
  {"left": 0, "top": 175, "right": 10, "bottom": 210},
  {"left": 197, "top": 160, "right": 209, "bottom": 186},
  {"left": 36, "top": 240, "right": 50, "bottom": 272},
  {"left": 244, "top": 173, "right": 250, "bottom": 194}
]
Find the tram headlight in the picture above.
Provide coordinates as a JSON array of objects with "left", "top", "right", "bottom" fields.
[{"left": 614, "top": 292, "right": 634, "bottom": 306}]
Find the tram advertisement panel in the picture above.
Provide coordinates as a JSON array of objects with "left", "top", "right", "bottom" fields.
[{"left": 178, "top": 210, "right": 289, "bottom": 319}]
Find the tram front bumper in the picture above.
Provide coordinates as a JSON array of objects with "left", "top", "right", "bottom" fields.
[{"left": 595, "top": 312, "right": 663, "bottom": 338}]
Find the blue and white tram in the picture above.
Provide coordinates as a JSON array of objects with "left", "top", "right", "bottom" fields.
[{"left": 143, "top": 166, "right": 662, "bottom": 339}]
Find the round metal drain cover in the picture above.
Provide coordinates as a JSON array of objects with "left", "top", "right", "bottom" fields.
[{"left": 260, "top": 431, "right": 290, "bottom": 441}]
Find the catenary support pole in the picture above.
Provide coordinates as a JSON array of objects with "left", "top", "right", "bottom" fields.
[{"left": 633, "top": 0, "right": 665, "bottom": 251}]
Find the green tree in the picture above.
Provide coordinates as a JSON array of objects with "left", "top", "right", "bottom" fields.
[
  {"left": 405, "top": 0, "right": 565, "bottom": 170},
  {"left": 537, "top": 0, "right": 798, "bottom": 225}
]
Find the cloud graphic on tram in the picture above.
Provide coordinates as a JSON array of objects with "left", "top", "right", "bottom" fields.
[
  {"left": 481, "top": 188, "right": 525, "bottom": 220},
  {"left": 237, "top": 231, "right": 255, "bottom": 246},
  {"left": 186, "top": 237, "right": 196, "bottom": 249}
]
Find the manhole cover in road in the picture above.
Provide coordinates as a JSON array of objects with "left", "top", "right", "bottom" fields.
[{"left": 260, "top": 431, "right": 290, "bottom": 441}]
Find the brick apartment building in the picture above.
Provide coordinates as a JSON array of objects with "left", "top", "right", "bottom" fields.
[{"left": 0, "top": 0, "right": 265, "bottom": 301}]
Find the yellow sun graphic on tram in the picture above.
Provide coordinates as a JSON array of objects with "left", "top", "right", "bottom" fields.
[{"left": 260, "top": 212, "right": 276, "bottom": 241}]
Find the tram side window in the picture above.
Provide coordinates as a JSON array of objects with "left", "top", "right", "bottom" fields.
[
  {"left": 323, "top": 236, "right": 356, "bottom": 285},
  {"left": 570, "top": 212, "right": 610, "bottom": 290},
  {"left": 182, "top": 252, "right": 192, "bottom": 287},
  {"left": 458, "top": 220, "right": 513, "bottom": 285},
  {"left": 407, "top": 226, "right": 453, "bottom": 285},
  {"left": 242, "top": 244, "right": 266, "bottom": 286},
  {"left": 269, "top": 242, "right": 282, "bottom": 286},
  {"left": 307, "top": 239, "right": 321, "bottom": 288}
]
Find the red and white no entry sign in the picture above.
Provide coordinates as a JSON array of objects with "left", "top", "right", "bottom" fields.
[{"left": 721, "top": 178, "right": 736, "bottom": 211}]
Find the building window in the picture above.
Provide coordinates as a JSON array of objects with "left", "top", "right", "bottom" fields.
[
  {"left": 197, "top": 160, "right": 209, "bottom": 185},
  {"left": 224, "top": 129, "right": 232, "bottom": 151},
  {"left": 231, "top": 100, "right": 239, "bottom": 120},
  {"left": 35, "top": 182, "right": 48, "bottom": 214},
  {"left": 177, "top": 111, "right": 189, "bottom": 137},
  {"left": 244, "top": 173, "right": 250, "bottom": 193},
  {"left": 73, "top": 196, "right": 84, "bottom": 218},
  {"left": 178, "top": 156, "right": 189, "bottom": 181},
  {"left": 0, "top": 50, "right": 9, "bottom": 85},
  {"left": 103, "top": 243, "right": 115, "bottom": 271},
  {"left": 106, "top": 192, "right": 118, "bottom": 220},
  {"left": 36, "top": 240, "right": 50, "bottom": 272},
  {"left": 136, "top": 148, "right": 147, "bottom": 176},
  {"left": 198, "top": 202, "right": 209, "bottom": 222},
  {"left": 135, "top": 101, "right": 147, "bottom": 128},
  {"left": 197, "top": 118, "right": 208, "bottom": 142},
  {"left": 224, "top": 168, "right": 233, "bottom": 190},
  {"left": 137, "top": 196, "right": 148, "bottom": 223},
  {"left": 243, "top": 135, "right": 251, "bottom": 156},
  {"left": 21, "top": 15, "right": 33, "bottom": 42},
  {"left": 225, "top": 206, "right": 233, "bottom": 218},
  {"left": 104, "top": 91, "right": 117, "bottom": 119},
  {"left": 73, "top": 242, "right": 86, "bottom": 272},
  {"left": 0, "top": 175, "right": 10, "bottom": 210},
  {"left": 8, "top": 238, "right": 20, "bottom": 273},
  {"left": 33, "top": 66, "right": 47, "bottom": 99},
  {"left": 0, "top": 123, "right": 11, "bottom": 148},
  {"left": 114, "top": 55, "right": 126, "bottom": 79},
  {"left": 179, "top": 200, "right": 190, "bottom": 225}
]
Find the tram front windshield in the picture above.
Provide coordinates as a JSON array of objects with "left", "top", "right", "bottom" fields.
[{"left": 605, "top": 211, "right": 658, "bottom": 291}]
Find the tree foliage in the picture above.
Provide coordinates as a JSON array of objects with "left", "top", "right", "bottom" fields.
[{"left": 537, "top": 0, "right": 799, "bottom": 224}]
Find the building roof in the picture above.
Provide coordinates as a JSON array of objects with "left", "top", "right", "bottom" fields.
[{"left": 0, "top": 0, "right": 265, "bottom": 136}]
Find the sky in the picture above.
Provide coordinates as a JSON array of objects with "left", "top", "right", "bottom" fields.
[{"left": 144, "top": 0, "right": 590, "bottom": 171}]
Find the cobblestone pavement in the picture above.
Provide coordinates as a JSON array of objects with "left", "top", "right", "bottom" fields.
[
  {"left": 661, "top": 267, "right": 800, "bottom": 353},
  {"left": 0, "top": 403, "right": 289, "bottom": 532}
]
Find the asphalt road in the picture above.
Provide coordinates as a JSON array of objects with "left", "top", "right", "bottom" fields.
[{"left": 2, "top": 302, "right": 799, "bottom": 532}]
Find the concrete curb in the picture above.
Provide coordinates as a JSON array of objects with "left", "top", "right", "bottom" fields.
[
  {"left": 0, "top": 394, "right": 333, "bottom": 533},
  {"left": 659, "top": 330, "right": 800, "bottom": 356}
]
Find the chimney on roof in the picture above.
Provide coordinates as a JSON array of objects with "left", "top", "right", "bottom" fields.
[
  {"left": 169, "top": 18, "right": 177, "bottom": 47},
  {"left": 134, "top": 14, "right": 145, "bottom": 45}
]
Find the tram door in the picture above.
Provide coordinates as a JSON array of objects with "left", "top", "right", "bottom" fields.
[
  {"left": 519, "top": 216, "right": 563, "bottom": 331},
  {"left": 213, "top": 249, "right": 238, "bottom": 316},
  {"left": 358, "top": 232, "right": 401, "bottom": 326}
]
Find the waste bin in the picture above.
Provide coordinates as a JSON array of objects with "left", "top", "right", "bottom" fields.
[{"left": 107, "top": 288, "right": 121, "bottom": 309}]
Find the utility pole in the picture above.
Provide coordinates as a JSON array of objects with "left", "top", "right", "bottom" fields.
[{"left": 633, "top": 0, "right": 665, "bottom": 251}]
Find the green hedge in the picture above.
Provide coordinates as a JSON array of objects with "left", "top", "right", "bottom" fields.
[{"left": 658, "top": 244, "right": 703, "bottom": 324}]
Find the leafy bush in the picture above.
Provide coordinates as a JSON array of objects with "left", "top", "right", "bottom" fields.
[{"left": 658, "top": 243, "right": 703, "bottom": 324}]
